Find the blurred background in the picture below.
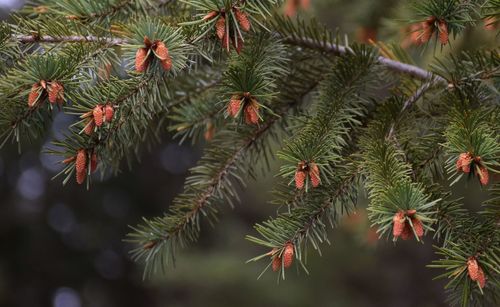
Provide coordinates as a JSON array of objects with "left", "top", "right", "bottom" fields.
[{"left": 0, "top": 1, "right": 496, "bottom": 306}]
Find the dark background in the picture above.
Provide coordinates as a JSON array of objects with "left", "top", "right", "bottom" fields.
[{"left": 0, "top": 1, "right": 496, "bottom": 306}]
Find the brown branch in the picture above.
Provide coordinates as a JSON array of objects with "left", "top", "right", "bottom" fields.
[
  {"left": 13, "top": 34, "right": 448, "bottom": 85},
  {"left": 13, "top": 34, "right": 127, "bottom": 45},
  {"left": 282, "top": 36, "right": 448, "bottom": 84}
]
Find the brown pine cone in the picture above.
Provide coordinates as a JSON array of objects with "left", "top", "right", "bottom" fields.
[
  {"left": 234, "top": 8, "right": 251, "bottom": 32},
  {"left": 283, "top": 243, "right": 294, "bottom": 268},
  {"left": 309, "top": 162, "right": 320, "bottom": 188},
  {"left": 135, "top": 48, "right": 149, "bottom": 72}
]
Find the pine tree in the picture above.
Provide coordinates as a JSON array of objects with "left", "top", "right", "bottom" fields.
[{"left": 0, "top": 0, "right": 498, "bottom": 305}]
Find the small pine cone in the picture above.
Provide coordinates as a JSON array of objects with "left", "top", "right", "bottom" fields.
[
  {"left": 478, "top": 165, "right": 489, "bottom": 186},
  {"left": 244, "top": 99, "right": 260, "bottom": 125},
  {"left": 301, "top": 0, "right": 311, "bottom": 9},
  {"left": 421, "top": 17, "right": 436, "bottom": 43},
  {"left": 154, "top": 42, "right": 170, "bottom": 61},
  {"left": 76, "top": 170, "right": 86, "bottom": 185},
  {"left": 409, "top": 23, "right": 423, "bottom": 45},
  {"left": 135, "top": 48, "right": 149, "bottom": 72},
  {"left": 83, "top": 119, "right": 95, "bottom": 135},
  {"left": 283, "top": 243, "right": 294, "bottom": 269},
  {"left": 104, "top": 104, "right": 114, "bottom": 122},
  {"left": 203, "top": 11, "right": 218, "bottom": 21},
  {"left": 438, "top": 19, "right": 449, "bottom": 45},
  {"left": 406, "top": 209, "right": 417, "bottom": 217},
  {"left": 467, "top": 257, "right": 479, "bottom": 280},
  {"left": 204, "top": 122, "right": 215, "bottom": 141},
  {"left": 234, "top": 9, "right": 251, "bottom": 32},
  {"left": 457, "top": 152, "right": 472, "bottom": 173},
  {"left": 295, "top": 169, "right": 306, "bottom": 190},
  {"left": 284, "top": 0, "right": 298, "bottom": 17},
  {"left": 309, "top": 162, "right": 320, "bottom": 188},
  {"left": 476, "top": 266, "right": 486, "bottom": 288},
  {"left": 75, "top": 149, "right": 87, "bottom": 173},
  {"left": 48, "top": 81, "right": 64, "bottom": 104},
  {"left": 411, "top": 217, "right": 424, "bottom": 238},
  {"left": 216, "top": 17, "right": 226, "bottom": 40},
  {"left": 484, "top": 17, "right": 497, "bottom": 31},
  {"left": 400, "top": 223, "right": 413, "bottom": 240},
  {"left": 90, "top": 152, "right": 97, "bottom": 173},
  {"left": 227, "top": 96, "right": 242, "bottom": 118},
  {"left": 392, "top": 211, "right": 406, "bottom": 239},
  {"left": 160, "top": 56, "right": 173, "bottom": 71},
  {"left": 93, "top": 105, "right": 104, "bottom": 127},
  {"left": 28, "top": 83, "right": 42, "bottom": 108},
  {"left": 272, "top": 255, "right": 282, "bottom": 272}
]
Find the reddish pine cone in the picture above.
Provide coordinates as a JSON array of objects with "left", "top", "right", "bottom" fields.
[
  {"left": 283, "top": 243, "right": 294, "bottom": 268},
  {"left": 244, "top": 99, "right": 260, "bottom": 125},
  {"left": 93, "top": 105, "right": 104, "bottom": 127},
  {"left": 234, "top": 9, "right": 251, "bottom": 32},
  {"left": 203, "top": 11, "right": 218, "bottom": 21},
  {"left": 83, "top": 119, "right": 95, "bottom": 135},
  {"left": 104, "top": 104, "right": 114, "bottom": 122},
  {"left": 467, "top": 257, "right": 487, "bottom": 288},
  {"left": 76, "top": 169, "right": 86, "bottom": 185},
  {"left": 272, "top": 255, "right": 281, "bottom": 272},
  {"left": 411, "top": 217, "right": 424, "bottom": 238},
  {"left": 227, "top": 96, "right": 242, "bottom": 118},
  {"left": 295, "top": 169, "right": 306, "bottom": 190},
  {"left": 400, "top": 223, "right": 413, "bottom": 240},
  {"left": 456, "top": 152, "right": 472, "bottom": 173},
  {"left": 409, "top": 23, "right": 424, "bottom": 46},
  {"left": 75, "top": 149, "right": 87, "bottom": 173},
  {"left": 28, "top": 83, "right": 42, "bottom": 108},
  {"left": 437, "top": 19, "right": 449, "bottom": 45},
  {"left": 204, "top": 122, "right": 215, "bottom": 141},
  {"left": 478, "top": 165, "right": 489, "bottom": 186},
  {"left": 484, "top": 17, "right": 497, "bottom": 31},
  {"left": 309, "top": 162, "right": 320, "bottom": 187},
  {"left": 392, "top": 211, "right": 406, "bottom": 239},
  {"left": 421, "top": 17, "right": 436, "bottom": 43},
  {"left": 135, "top": 47, "right": 149, "bottom": 72},
  {"left": 216, "top": 17, "right": 226, "bottom": 40},
  {"left": 154, "top": 42, "right": 172, "bottom": 71},
  {"left": 48, "top": 81, "right": 64, "bottom": 104}
]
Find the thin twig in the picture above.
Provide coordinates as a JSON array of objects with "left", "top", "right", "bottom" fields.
[
  {"left": 283, "top": 36, "right": 448, "bottom": 84},
  {"left": 13, "top": 34, "right": 449, "bottom": 85}
]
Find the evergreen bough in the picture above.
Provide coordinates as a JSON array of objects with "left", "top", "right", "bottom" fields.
[{"left": 0, "top": 1, "right": 498, "bottom": 305}]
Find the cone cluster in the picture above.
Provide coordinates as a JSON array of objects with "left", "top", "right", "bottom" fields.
[
  {"left": 28, "top": 80, "right": 64, "bottom": 108},
  {"left": 467, "top": 256, "right": 486, "bottom": 289},
  {"left": 271, "top": 243, "right": 295, "bottom": 272},
  {"left": 226, "top": 92, "right": 260, "bottom": 125},
  {"left": 294, "top": 161, "right": 320, "bottom": 190},
  {"left": 392, "top": 209, "right": 424, "bottom": 241},
  {"left": 456, "top": 152, "right": 489, "bottom": 186},
  {"left": 82, "top": 104, "right": 114, "bottom": 135},
  {"left": 135, "top": 36, "right": 172, "bottom": 72},
  {"left": 410, "top": 16, "right": 448, "bottom": 46},
  {"left": 207, "top": 7, "right": 250, "bottom": 53}
]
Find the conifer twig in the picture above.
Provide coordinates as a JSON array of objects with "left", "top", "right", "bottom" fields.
[
  {"left": 282, "top": 36, "right": 448, "bottom": 84},
  {"left": 12, "top": 34, "right": 448, "bottom": 85}
]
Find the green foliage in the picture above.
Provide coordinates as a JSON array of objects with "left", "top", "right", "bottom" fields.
[{"left": 0, "top": 0, "right": 498, "bottom": 305}]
